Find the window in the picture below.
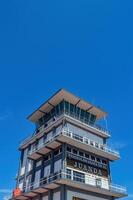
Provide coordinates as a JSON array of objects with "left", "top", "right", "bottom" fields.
[
  {"left": 67, "top": 146, "right": 71, "bottom": 152},
  {"left": 36, "top": 160, "right": 42, "bottom": 167},
  {"left": 73, "top": 149, "right": 78, "bottom": 155},
  {"left": 44, "top": 165, "right": 51, "bottom": 177},
  {"left": 38, "top": 117, "right": 43, "bottom": 127},
  {"left": 85, "top": 112, "right": 90, "bottom": 124},
  {"left": 76, "top": 107, "right": 80, "bottom": 119},
  {"left": 38, "top": 137, "right": 44, "bottom": 148},
  {"left": 90, "top": 114, "right": 96, "bottom": 124},
  {"left": 70, "top": 103, "right": 75, "bottom": 116},
  {"left": 102, "top": 160, "right": 107, "bottom": 165},
  {"left": 96, "top": 158, "right": 101, "bottom": 163},
  {"left": 46, "top": 131, "right": 52, "bottom": 142},
  {"left": 51, "top": 107, "right": 56, "bottom": 117},
  {"left": 25, "top": 175, "right": 32, "bottom": 191},
  {"left": 44, "top": 153, "right": 51, "bottom": 162},
  {"left": 34, "top": 170, "right": 41, "bottom": 188},
  {"left": 18, "top": 179, "right": 24, "bottom": 190},
  {"left": 54, "top": 159, "right": 62, "bottom": 173},
  {"left": 85, "top": 153, "right": 90, "bottom": 159},
  {"left": 59, "top": 101, "right": 64, "bottom": 114},
  {"left": 55, "top": 104, "right": 59, "bottom": 115},
  {"left": 79, "top": 151, "right": 84, "bottom": 157},
  {"left": 64, "top": 101, "right": 69, "bottom": 114},
  {"left": 54, "top": 149, "right": 59, "bottom": 156},
  {"left": 73, "top": 171, "right": 85, "bottom": 183},
  {"left": 80, "top": 110, "right": 85, "bottom": 121},
  {"left": 91, "top": 156, "right": 95, "bottom": 161},
  {"left": 27, "top": 159, "right": 33, "bottom": 172}
]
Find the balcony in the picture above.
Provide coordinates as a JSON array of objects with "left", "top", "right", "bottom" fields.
[
  {"left": 20, "top": 112, "right": 110, "bottom": 150},
  {"left": 28, "top": 128, "right": 119, "bottom": 161},
  {"left": 64, "top": 113, "right": 110, "bottom": 138},
  {"left": 13, "top": 171, "right": 127, "bottom": 200},
  {"left": 60, "top": 129, "right": 119, "bottom": 160}
]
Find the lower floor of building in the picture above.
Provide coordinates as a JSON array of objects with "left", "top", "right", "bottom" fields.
[{"left": 21, "top": 185, "right": 114, "bottom": 200}]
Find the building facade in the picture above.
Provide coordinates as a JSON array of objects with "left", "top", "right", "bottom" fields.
[{"left": 12, "top": 89, "right": 127, "bottom": 200}]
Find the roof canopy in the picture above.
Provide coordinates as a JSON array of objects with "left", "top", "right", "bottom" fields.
[{"left": 27, "top": 89, "right": 107, "bottom": 122}]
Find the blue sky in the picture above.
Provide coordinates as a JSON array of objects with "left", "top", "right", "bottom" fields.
[{"left": 0, "top": 0, "right": 132, "bottom": 199}]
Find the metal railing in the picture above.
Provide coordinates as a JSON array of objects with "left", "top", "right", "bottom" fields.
[
  {"left": 63, "top": 129, "right": 119, "bottom": 157},
  {"left": 28, "top": 128, "right": 119, "bottom": 158},
  {"left": 22, "top": 171, "right": 127, "bottom": 195},
  {"left": 20, "top": 113, "right": 110, "bottom": 148},
  {"left": 64, "top": 112, "right": 110, "bottom": 136}
]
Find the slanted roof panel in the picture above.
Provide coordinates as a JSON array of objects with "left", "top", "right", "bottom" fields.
[{"left": 27, "top": 89, "right": 107, "bottom": 122}]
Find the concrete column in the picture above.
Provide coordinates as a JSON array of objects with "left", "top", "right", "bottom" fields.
[
  {"left": 62, "top": 143, "right": 66, "bottom": 171},
  {"left": 60, "top": 185, "right": 67, "bottom": 200},
  {"left": 50, "top": 150, "right": 54, "bottom": 174},
  {"left": 48, "top": 189, "right": 53, "bottom": 200}
]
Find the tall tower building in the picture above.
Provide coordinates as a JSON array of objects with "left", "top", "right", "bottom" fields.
[{"left": 12, "top": 89, "right": 127, "bottom": 200}]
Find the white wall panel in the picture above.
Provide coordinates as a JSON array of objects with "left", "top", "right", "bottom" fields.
[{"left": 53, "top": 191, "right": 60, "bottom": 200}]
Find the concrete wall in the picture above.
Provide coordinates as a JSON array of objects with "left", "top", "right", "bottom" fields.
[{"left": 67, "top": 188, "right": 112, "bottom": 200}]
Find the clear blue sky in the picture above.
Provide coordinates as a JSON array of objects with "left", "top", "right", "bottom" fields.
[{"left": 0, "top": 0, "right": 132, "bottom": 200}]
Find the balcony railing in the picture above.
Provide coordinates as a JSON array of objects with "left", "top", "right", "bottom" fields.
[
  {"left": 20, "top": 113, "right": 110, "bottom": 148},
  {"left": 28, "top": 128, "right": 119, "bottom": 159},
  {"left": 63, "top": 129, "right": 119, "bottom": 157},
  {"left": 64, "top": 113, "right": 110, "bottom": 137},
  {"left": 22, "top": 171, "right": 127, "bottom": 196}
]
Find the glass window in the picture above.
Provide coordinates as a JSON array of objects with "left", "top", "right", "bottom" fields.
[
  {"left": 51, "top": 107, "right": 55, "bottom": 117},
  {"left": 25, "top": 175, "right": 32, "bottom": 191},
  {"left": 54, "top": 149, "right": 59, "bottom": 156},
  {"left": 27, "top": 159, "right": 33, "bottom": 172},
  {"left": 36, "top": 160, "right": 42, "bottom": 167},
  {"left": 55, "top": 104, "right": 59, "bottom": 115},
  {"left": 73, "top": 149, "right": 78, "bottom": 155},
  {"left": 76, "top": 107, "right": 80, "bottom": 119},
  {"left": 64, "top": 101, "right": 69, "bottom": 114},
  {"left": 90, "top": 114, "right": 96, "bottom": 124},
  {"left": 44, "top": 153, "right": 51, "bottom": 162},
  {"left": 67, "top": 146, "right": 71, "bottom": 152},
  {"left": 91, "top": 156, "right": 95, "bottom": 161},
  {"left": 44, "top": 165, "right": 51, "bottom": 177},
  {"left": 80, "top": 110, "right": 85, "bottom": 121},
  {"left": 102, "top": 160, "right": 107, "bottom": 165},
  {"left": 96, "top": 158, "right": 101, "bottom": 163},
  {"left": 54, "top": 159, "right": 62, "bottom": 173},
  {"left": 34, "top": 170, "right": 41, "bottom": 188},
  {"left": 85, "top": 153, "right": 90, "bottom": 159},
  {"left": 70, "top": 103, "right": 75, "bottom": 116},
  {"left": 79, "top": 151, "right": 84, "bottom": 157},
  {"left": 59, "top": 101, "right": 64, "bottom": 114},
  {"left": 18, "top": 179, "right": 24, "bottom": 190},
  {"left": 85, "top": 112, "right": 90, "bottom": 124}
]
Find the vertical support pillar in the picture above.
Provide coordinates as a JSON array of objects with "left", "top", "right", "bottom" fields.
[
  {"left": 48, "top": 189, "right": 53, "bottom": 200},
  {"left": 60, "top": 185, "right": 66, "bottom": 200},
  {"left": 51, "top": 150, "right": 54, "bottom": 174},
  {"left": 62, "top": 143, "right": 66, "bottom": 177}
]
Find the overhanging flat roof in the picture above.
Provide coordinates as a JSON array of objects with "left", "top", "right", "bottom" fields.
[{"left": 27, "top": 89, "right": 107, "bottom": 122}]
